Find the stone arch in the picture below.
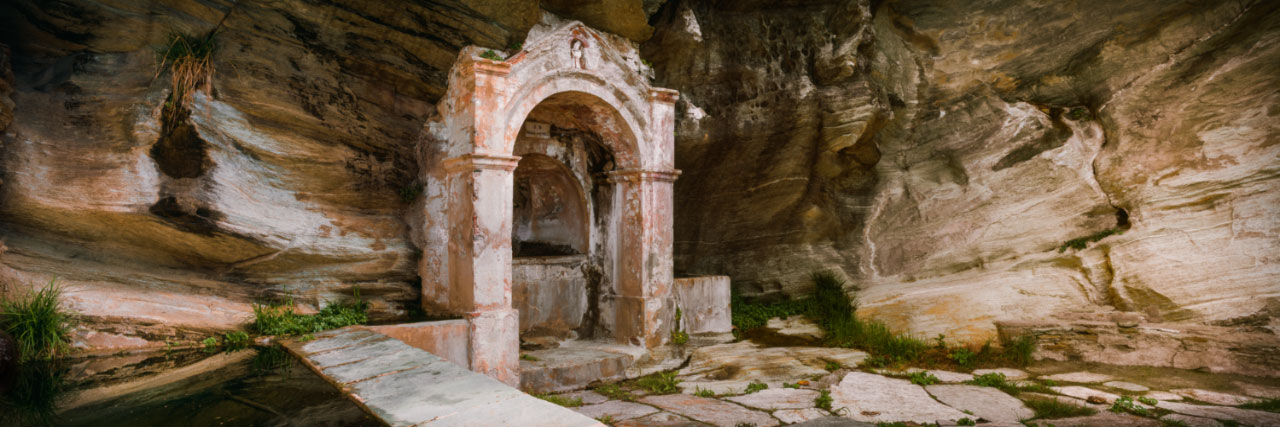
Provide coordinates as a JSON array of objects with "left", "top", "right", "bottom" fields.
[{"left": 499, "top": 74, "right": 647, "bottom": 169}]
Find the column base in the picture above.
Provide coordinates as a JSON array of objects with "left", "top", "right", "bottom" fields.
[
  {"left": 614, "top": 296, "right": 673, "bottom": 348},
  {"left": 467, "top": 309, "right": 520, "bottom": 386}
]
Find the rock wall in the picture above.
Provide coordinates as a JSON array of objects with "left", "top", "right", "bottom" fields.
[
  {"left": 649, "top": 0, "right": 1280, "bottom": 343},
  {"left": 1, "top": 0, "right": 1277, "bottom": 353},
  {"left": 0, "top": 0, "right": 551, "bottom": 350}
]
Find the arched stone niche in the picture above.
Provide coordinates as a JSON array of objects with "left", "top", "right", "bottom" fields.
[{"left": 418, "top": 14, "right": 680, "bottom": 386}]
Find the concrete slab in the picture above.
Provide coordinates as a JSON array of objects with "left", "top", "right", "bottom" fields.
[
  {"left": 521, "top": 343, "right": 636, "bottom": 393},
  {"left": 285, "top": 327, "right": 602, "bottom": 426}
]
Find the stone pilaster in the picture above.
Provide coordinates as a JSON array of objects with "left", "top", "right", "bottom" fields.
[{"left": 609, "top": 169, "right": 680, "bottom": 347}]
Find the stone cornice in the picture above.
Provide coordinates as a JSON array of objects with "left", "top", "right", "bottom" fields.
[
  {"left": 648, "top": 88, "right": 679, "bottom": 105},
  {"left": 607, "top": 168, "right": 681, "bottom": 183},
  {"left": 443, "top": 153, "right": 521, "bottom": 173}
]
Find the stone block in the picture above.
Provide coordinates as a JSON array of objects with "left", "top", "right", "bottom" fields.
[{"left": 673, "top": 275, "right": 731, "bottom": 334}]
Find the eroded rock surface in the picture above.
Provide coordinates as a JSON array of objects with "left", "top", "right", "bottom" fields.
[{"left": 828, "top": 372, "right": 969, "bottom": 424}]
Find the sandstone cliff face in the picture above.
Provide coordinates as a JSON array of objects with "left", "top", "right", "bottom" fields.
[
  {"left": 0, "top": 0, "right": 552, "bottom": 350},
  {"left": 652, "top": 0, "right": 1280, "bottom": 343},
  {"left": 0, "top": 0, "right": 1277, "bottom": 353}
]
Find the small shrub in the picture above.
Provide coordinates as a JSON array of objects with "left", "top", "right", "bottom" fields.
[
  {"left": 535, "top": 393, "right": 583, "bottom": 407},
  {"left": 479, "top": 49, "right": 503, "bottom": 61},
  {"left": 1239, "top": 398, "right": 1280, "bottom": 413},
  {"left": 949, "top": 348, "right": 976, "bottom": 369},
  {"left": 815, "top": 390, "right": 832, "bottom": 410},
  {"left": 909, "top": 371, "right": 940, "bottom": 386},
  {"left": 0, "top": 279, "right": 74, "bottom": 362},
  {"left": 1110, "top": 396, "right": 1151, "bottom": 417},
  {"left": 594, "top": 383, "right": 634, "bottom": 401},
  {"left": 1024, "top": 396, "right": 1098, "bottom": 419},
  {"left": 745, "top": 381, "right": 768, "bottom": 394},
  {"left": 636, "top": 371, "right": 681, "bottom": 395},
  {"left": 957, "top": 418, "right": 976, "bottom": 426},
  {"left": 694, "top": 387, "right": 715, "bottom": 398},
  {"left": 223, "top": 331, "right": 250, "bottom": 350},
  {"left": 201, "top": 336, "right": 218, "bottom": 351}
]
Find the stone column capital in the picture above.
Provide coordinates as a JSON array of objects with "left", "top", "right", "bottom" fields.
[
  {"left": 442, "top": 153, "right": 521, "bottom": 173},
  {"left": 470, "top": 59, "right": 512, "bottom": 77},
  {"left": 649, "top": 88, "right": 679, "bottom": 104},
  {"left": 606, "top": 168, "right": 681, "bottom": 183}
]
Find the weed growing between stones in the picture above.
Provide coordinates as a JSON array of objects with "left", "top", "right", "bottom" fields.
[
  {"left": 744, "top": 381, "right": 768, "bottom": 394},
  {"left": 595, "top": 415, "right": 615, "bottom": 425},
  {"left": 0, "top": 279, "right": 74, "bottom": 362},
  {"left": 694, "top": 387, "right": 716, "bottom": 397},
  {"left": 1023, "top": 396, "right": 1098, "bottom": 419},
  {"left": 480, "top": 49, "right": 503, "bottom": 61},
  {"left": 519, "top": 354, "right": 540, "bottom": 362},
  {"left": 534, "top": 393, "right": 583, "bottom": 407},
  {"left": 634, "top": 371, "right": 681, "bottom": 395},
  {"left": 252, "top": 290, "right": 369, "bottom": 336},
  {"left": 1110, "top": 396, "right": 1152, "bottom": 417},
  {"left": 593, "top": 383, "right": 635, "bottom": 401},
  {"left": 671, "top": 307, "right": 689, "bottom": 345},
  {"left": 824, "top": 361, "right": 842, "bottom": 371},
  {"left": 815, "top": 390, "right": 833, "bottom": 410},
  {"left": 909, "top": 371, "right": 940, "bottom": 386},
  {"left": 957, "top": 417, "right": 976, "bottom": 426}
]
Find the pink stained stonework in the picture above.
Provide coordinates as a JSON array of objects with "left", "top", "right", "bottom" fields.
[{"left": 416, "top": 14, "right": 680, "bottom": 386}]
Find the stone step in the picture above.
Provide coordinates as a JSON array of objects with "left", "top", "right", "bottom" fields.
[
  {"left": 520, "top": 341, "right": 640, "bottom": 393},
  {"left": 284, "top": 327, "right": 601, "bottom": 426}
]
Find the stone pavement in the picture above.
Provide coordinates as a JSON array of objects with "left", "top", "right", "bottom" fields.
[
  {"left": 284, "top": 327, "right": 601, "bottom": 426},
  {"left": 550, "top": 341, "right": 1280, "bottom": 426}
]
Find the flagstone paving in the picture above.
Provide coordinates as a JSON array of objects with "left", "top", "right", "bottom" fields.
[{"left": 537, "top": 340, "right": 1280, "bottom": 427}]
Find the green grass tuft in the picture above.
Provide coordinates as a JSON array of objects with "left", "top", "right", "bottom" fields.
[
  {"left": 694, "top": 387, "right": 716, "bottom": 398},
  {"left": 480, "top": 49, "right": 503, "bottom": 61},
  {"left": 535, "top": 393, "right": 583, "bottom": 407},
  {"left": 1, "top": 279, "right": 74, "bottom": 362},
  {"left": 594, "top": 383, "right": 635, "bottom": 401},
  {"left": 744, "top": 381, "right": 768, "bottom": 394},
  {"left": 635, "top": 371, "right": 681, "bottom": 395},
  {"left": 1024, "top": 396, "right": 1098, "bottom": 419},
  {"left": 815, "top": 390, "right": 832, "bottom": 411},
  {"left": 253, "top": 291, "right": 368, "bottom": 336}
]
